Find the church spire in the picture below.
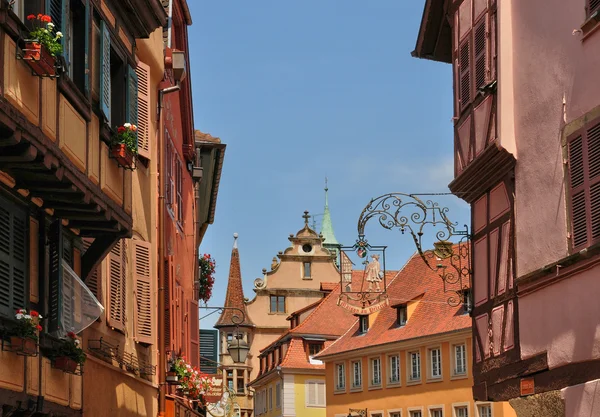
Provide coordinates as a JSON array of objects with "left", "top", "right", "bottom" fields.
[
  {"left": 320, "top": 178, "right": 340, "bottom": 248},
  {"left": 215, "top": 233, "right": 254, "bottom": 328}
]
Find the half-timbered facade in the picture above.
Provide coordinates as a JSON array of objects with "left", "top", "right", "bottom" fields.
[{"left": 414, "top": 0, "right": 600, "bottom": 414}]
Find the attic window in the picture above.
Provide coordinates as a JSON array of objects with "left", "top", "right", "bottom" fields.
[
  {"left": 462, "top": 289, "right": 473, "bottom": 315},
  {"left": 308, "top": 343, "right": 323, "bottom": 357},
  {"left": 359, "top": 315, "right": 369, "bottom": 334},
  {"left": 302, "top": 244, "right": 313, "bottom": 253},
  {"left": 397, "top": 305, "right": 407, "bottom": 327}
]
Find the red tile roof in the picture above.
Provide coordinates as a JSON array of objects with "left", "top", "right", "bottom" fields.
[
  {"left": 317, "top": 251, "right": 470, "bottom": 358},
  {"left": 278, "top": 339, "right": 336, "bottom": 370},
  {"left": 215, "top": 246, "right": 254, "bottom": 328},
  {"left": 320, "top": 282, "right": 338, "bottom": 292}
]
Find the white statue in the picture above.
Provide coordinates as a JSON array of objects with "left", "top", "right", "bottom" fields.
[{"left": 366, "top": 254, "right": 382, "bottom": 292}]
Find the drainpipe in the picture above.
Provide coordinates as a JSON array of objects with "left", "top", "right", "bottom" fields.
[{"left": 157, "top": 83, "right": 180, "bottom": 417}]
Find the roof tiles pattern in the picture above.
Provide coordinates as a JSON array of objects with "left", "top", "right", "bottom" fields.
[{"left": 215, "top": 247, "right": 254, "bottom": 327}]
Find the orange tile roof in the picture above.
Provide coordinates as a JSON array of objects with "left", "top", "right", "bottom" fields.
[
  {"left": 320, "top": 282, "right": 338, "bottom": 292},
  {"left": 215, "top": 246, "right": 254, "bottom": 328},
  {"left": 279, "top": 339, "right": 336, "bottom": 370},
  {"left": 317, "top": 251, "right": 471, "bottom": 359}
]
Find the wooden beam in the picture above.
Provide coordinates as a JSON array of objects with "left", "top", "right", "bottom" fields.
[
  {"left": 35, "top": 192, "right": 86, "bottom": 204},
  {"left": 0, "top": 130, "right": 21, "bottom": 146},
  {"left": 81, "top": 235, "right": 119, "bottom": 280},
  {"left": 52, "top": 210, "right": 110, "bottom": 221},
  {"left": 68, "top": 220, "right": 120, "bottom": 230},
  {"left": 0, "top": 145, "right": 37, "bottom": 162},
  {"left": 45, "top": 202, "right": 102, "bottom": 212}
]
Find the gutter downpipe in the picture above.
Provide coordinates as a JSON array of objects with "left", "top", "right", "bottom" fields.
[{"left": 158, "top": 83, "right": 180, "bottom": 417}]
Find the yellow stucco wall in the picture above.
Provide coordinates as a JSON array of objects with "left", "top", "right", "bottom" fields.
[
  {"left": 324, "top": 334, "right": 516, "bottom": 417},
  {"left": 254, "top": 377, "right": 282, "bottom": 417},
  {"left": 294, "top": 374, "right": 326, "bottom": 417}
]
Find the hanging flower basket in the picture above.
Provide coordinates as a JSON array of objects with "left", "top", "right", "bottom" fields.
[
  {"left": 111, "top": 143, "right": 135, "bottom": 168},
  {"left": 22, "top": 41, "right": 57, "bottom": 77},
  {"left": 198, "top": 254, "right": 216, "bottom": 303},
  {"left": 54, "top": 356, "right": 78, "bottom": 373},
  {"left": 9, "top": 336, "right": 37, "bottom": 355}
]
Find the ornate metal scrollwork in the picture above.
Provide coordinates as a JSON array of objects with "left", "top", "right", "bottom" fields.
[{"left": 357, "top": 193, "right": 471, "bottom": 307}]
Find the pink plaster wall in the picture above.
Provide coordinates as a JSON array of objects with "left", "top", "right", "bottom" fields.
[
  {"left": 518, "top": 263, "right": 600, "bottom": 367},
  {"left": 562, "top": 378, "right": 600, "bottom": 417},
  {"left": 508, "top": 0, "right": 600, "bottom": 276}
]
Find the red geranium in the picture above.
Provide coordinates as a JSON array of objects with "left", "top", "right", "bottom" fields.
[
  {"left": 27, "top": 14, "right": 36, "bottom": 20},
  {"left": 67, "top": 331, "right": 76, "bottom": 339},
  {"left": 30, "top": 310, "right": 39, "bottom": 317},
  {"left": 41, "top": 15, "right": 52, "bottom": 23},
  {"left": 36, "top": 325, "right": 42, "bottom": 331}
]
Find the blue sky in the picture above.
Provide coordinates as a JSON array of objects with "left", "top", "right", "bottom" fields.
[{"left": 188, "top": 1, "right": 469, "bottom": 329}]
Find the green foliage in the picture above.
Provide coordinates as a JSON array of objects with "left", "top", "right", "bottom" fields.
[
  {"left": 27, "top": 14, "right": 63, "bottom": 57},
  {"left": 51, "top": 332, "right": 86, "bottom": 365},
  {"left": 112, "top": 123, "right": 138, "bottom": 155}
]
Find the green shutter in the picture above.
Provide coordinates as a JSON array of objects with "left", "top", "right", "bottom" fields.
[
  {"left": 126, "top": 65, "right": 139, "bottom": 150},
  {"left": 99, "top": 20, "right": 111, "bottom": 126},
  {"left": 84, "top": 0, "right": 90, "bottom": 97},
  {"left": 0, "top": 197, "right": 27, "bottom": 318},
  {"left": 62, "top": 0, "right": 70, "bottom": 73},
  {"left": 48, "top": 220, "right": 63, "bottom": 333},
  {"left": 47, "top": 0, "right": 63, "bottom": 40}
]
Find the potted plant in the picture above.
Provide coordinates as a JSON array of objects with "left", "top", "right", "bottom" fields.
[
  {"left": 52, "top": 331, "right": 86, "bottom": 373},
  {"left": 198, "top": 254, "right": 216, "bottom": 303},
  {"left": 172, "top": 356, "right": 214, "bottom": 400},
  {"left": 23, "top": 14, "right": 63, "bottom": 77},
  {"left": 111, "top": 123, "right": 138, "bottom": 169},
  {"left": 9, "top": 309, "right": 42, "bottom": 354}
]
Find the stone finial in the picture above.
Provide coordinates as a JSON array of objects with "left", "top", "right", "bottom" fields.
[
  {"left": 302, "top": 211, "right": 310, "bottom": 226},
  {"left": 233, "top": 233, "right": 239, "bottom": 249}
]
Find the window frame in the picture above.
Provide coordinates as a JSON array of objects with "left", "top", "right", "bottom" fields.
[
  {"left": 308, "top": 342, "right": 323, "bottom": 357},
  {"left": 475, "top": 403, "right": 492, "bottom": 417},
  {"left": 453, "top": 343, "right": 468, "bottom": 377},
  {"left": 305, "top": 379, "right": 326, "bottom": 407},
  {"left": 387, "top": 353, "right": 401, "bottom": 386},
  {"left": 303, "top": 261, "right": 311, "bottom": 279},
  {"left": 428, "top": 346, "right": 442, "bottom": 380},
  {"left": 388, "top": 411, "right": 402, "bottom": 417},
  {"left": 351, "top": 360, "right": 362, "bottom": 390},
  {"left": 397, "top": 305, "right": 407, "bottom": 326},
  {"left": 452, "top": 403, "right": 470, "bottom": 417},
  {"left": 269, "top": 295, "right": 285, "bottom": 313},
  {"left": 407, "top": 350, "right": 421, "bottom": 383},
  {"left": 275, "top": 382, "right": 281, "bottom": 408},
  {"left": 359, "top": 315, "right": 369, "bottom": 334},
  {"left": 335, "top": 362, "right": 346, "bottom": 392},
  {"left": 408, "top": 408, "right": 423, "bottom": 417},
  {"left": 428, "top": 405, "right": 445, "bottom": 417},
  {"left": 369, "top": 356, "right": 382, "bottom": 388}
]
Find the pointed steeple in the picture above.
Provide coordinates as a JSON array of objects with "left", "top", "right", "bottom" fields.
[
  {"left": 215, "top": 234, "right": 254, "bottom": 328},
  {"left": 320, "top": 178, "right": 340, "bottom": 249}
]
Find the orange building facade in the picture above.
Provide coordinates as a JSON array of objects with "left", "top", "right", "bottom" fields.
[{"left": 317, "top": 253, "right": 516, "bottom": 417}]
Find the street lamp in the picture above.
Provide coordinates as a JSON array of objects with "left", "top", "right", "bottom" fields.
[{"left": 200, "top": 306, "right": 249, "bottom": 364}]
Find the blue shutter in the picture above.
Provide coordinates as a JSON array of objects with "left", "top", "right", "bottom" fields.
[
  {"left": 84, "top": 0, "right": 90, "bottom": 97},
  {"left": 47, "top": 0, "right": 63, "bottom": 39},
  {"left": 48, "top": 220, "right": 63, "bottom": 333},
  {"left": 126, "top": 65, "right": 139, "bottom": 150},
  {"left": 99, "top": 20, "right": 111, "bottom": 125},
  {"left": 62, "top": 0, "right": 70, "bottom": 73}
]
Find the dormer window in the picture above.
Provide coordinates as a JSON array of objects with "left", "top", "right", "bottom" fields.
[
  {"left": 359, "top": 315, "right": 369, "bottom": 334},
  {"left": 397, "top": 305, "right": 407, "bottom": 326},
  {"left": 308, "top": 343, "right": 323, "bottom": 357},
  {"left": 462, "top": 289, "right": 473, "bottom": 315},
  {"left": 303, "top": 262, "right": 311, "bottom": 279}
]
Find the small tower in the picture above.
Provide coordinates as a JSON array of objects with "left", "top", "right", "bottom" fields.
[
  {"left": 320, "top": 179, "right": 341, "bottom": 262},
  {"left": 214, "top": 234, "right": 254, "bottom": 414}
]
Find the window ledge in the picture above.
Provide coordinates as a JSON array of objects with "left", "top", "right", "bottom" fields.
[
  {"left": 349, "top": 386, "right": 363, "bottom": 393},
  {"left": 334, "top": 388, "right": 346, "bottom": 395},
  {"left": 581, "top": 10, "right": 600, "bottom": 40},
  {"left": 451, "top": 373, "right": 469, "bottom": 381},
  {"left": 368, "top": 384, "right": 383, "bottom": 391},
  {"left": 406, "top": 379, "right": 422, "bottom": 386},
  {"left": 426, "top": 377, "right": 444, "bottom": 383},
  {"left": 386, "top": 381, "right": 402, "bottom": 388}
]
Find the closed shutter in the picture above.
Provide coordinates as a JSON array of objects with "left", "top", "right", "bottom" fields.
[
  {"left": 200, "top": 330, "right": 218, "bottom": 374},
  {"left": 458, "top": 39, "right": 471, "bottom": 110},
  {"left": 188, "top": 299, "right": 199, "bottom": 368},
  {"left": 317, "top": 381, "right": 325, "bottom": 406},
  {"left": 589, "top": 0, "right": 600, "bottom": 16},
  {"left": 133, "top": 240, "right": 153, "bottom": 344},
  {"left": 48, "top": 220, "right": 63, "bottom": 333},
  {"left": 47, "top": 0, "right": 63, "bottom": 44},
  {"left": 107, "top": 239, "right": 126, "bottom": 332},
  {"left": 126, "top": 66, "right": 139, "bottom": 148},
  {"left": 179, "top": 286, "right": 185, "bottom": 354},
  {"left": 99, "top": 20, "right": 111, "bottom": 125},
  {"left": 164, "top": 258, "right": 171, "bottom": 348},
  {"left": 568, "top": 120, "right": 600, "bottom": 249},
  {"left": 0, "top": 200, "right": 27, "bottom": 318},
  {"left": 83, "top": 0, "right": 90, "bottom": 97},
  {"left": 29, "top": 218, "right": 39, "bottom": 304},
  {"left": 473, "top": 18, "right": 487, "bottom": 90},
  {"left": 135, "top": 61, "right": 151, "bottom": 159}
]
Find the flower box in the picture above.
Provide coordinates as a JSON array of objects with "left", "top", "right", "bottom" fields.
[
  {"left": 10, "top": 336, "right": 37, "bottom": 355},
  {"left": 54, "top": 356, "right": 78, "bottom": 373},
  {"left": 111, "top": 143, "right": 134, "bottom": 168},
  {"left": 22, "top": 41, "right": 57, "bottom": 77}
]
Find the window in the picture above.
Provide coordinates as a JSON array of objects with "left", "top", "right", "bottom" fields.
[
  {"left": 359, "top": 315, "right": 369, "bottom": 333},
  {"left": 477, "top": 405, "right": 491, "bottom": 417},
  {"left": 397, "top": 305, "right": 407, "bottom": 326},
  {"left": 455, "top": 407, "right": 468, "bottom": 417},
  {"left": 275, "top": 382, "right": 281, "bottom": 408},
  {"left": 430, "top": 409, "right": 443, "bottom": 417},
  {"left": 165, "top": 135, "right": 175, "bottom": 213},
  {"left": 352, "top": 360, "right": 362, "bottom": 388},
  {"left": 236, "top": 370, "right": 245, "bottom": 394},
  {"left": 430, "top": 347, "right": 442, "bottom": 379},
  {"left": 309, "top": 343, "right": 323, "bottom": 356},
  {"left": 303, "top": 262, "right": 311, "bottom": 278},
  {"left": 226, "top": 370, "right": 233, "bottom": 390},
  {"left": 305, "top": 380, "right": 326, "bottom": 407},
  {"left": 270, "top": 295, "right": 285, "bottom": 313},
  {"left": 133, "top": 240, "right": 153, "bottom": 344},
  {"left": 454, "top": 344, "right": 467, "bottom": 375},
  {"left": 176, "top": 158, "right": 183, "bottom": 227},
  {"left": 410, "top": 411, "right": 422, "bottom": 417},
  {"left": 567, "top": 119, "right": 600, "bottom": 250},
  {"left": 370, "top": 357, "right": 381, "bottom": 386},
  {"left": 0, "top": 196, "right": 28, "bottom": 318},
  {"left": 335, "top": 363, "right": 345, "bottom": 390},
  {"left": 409, "top": 351, "right": 421, "bottom": 381},
  {"left": 269, "top": 386, "right": 273, "bottom": 410},
  {"left": 389, "top": 354, "right": 400, "bottom": 384},
  {"left": 371, "top": 414, "right": 383, "bottom": 417},
  {"left": 10, "top": 0, "right": 43, "bottom": 25},
  {"left": 390, "top": 413, "right": 401, "bottom": 417},
  {"left": 462, "top": 289, "right": 472, "bottom": 315},
  {"left": 588, "top": 0, "right": 600, "bottom": 17},
  {"left": 107, "top": 239, "right": 126, "bottom": 332}
]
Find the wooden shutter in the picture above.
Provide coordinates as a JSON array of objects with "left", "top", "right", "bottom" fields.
[
  {"left": 164, "top": 258, "right": 171, "bottom": 348},
  {"left": 99, "top": 20, "right": 111, "bottom": 125},
  {"left": 179, "top": 286, "right": 185, "bottom": 354},
  {"left": 47, "top": 0, "right": 63, "bottom": 43},
  {"left": 136, "top": 61, "right": 151, "bottom": 159},
  {"left": 133, "top": 240, "right": 153, "bottom": 345},
  {"left": 589, "top": 122, "right": 600, "bottom": 243},
  {"left": 589, "top": 0, "right": 600, "bottom": 16},
  {"left": 48, "top": 220, "right": 64, "bottom": 333},
  {"left": 188, "top": 299, "right": 199, "bottom": 368},
  {"left": 126, "top": 65, "right": 139, "bottom": 147},
  {"left": 458, "top": 39, "right": 471, "bottom": 110},
  {"left": 107, "top": 239, "right": 126, "bottom": 332},
  {"left": 0, "top": 200, "right": 27, "bottom": 318},
  {"left": 82, "top": 238, "right": 100, "bottom": 299},
  {"left": 473, "top": 18, "right": 487, "bottom": 90},
  {"left": 569, "top": 134, "right": 586, "bottom": 247},
  {"left": 29, "top": 218, "right": 39, "bottom": 304}
]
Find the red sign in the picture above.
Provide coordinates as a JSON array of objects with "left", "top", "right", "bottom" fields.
[{"left": 520, "top": 377, "right": 535, "bottom": 396}]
